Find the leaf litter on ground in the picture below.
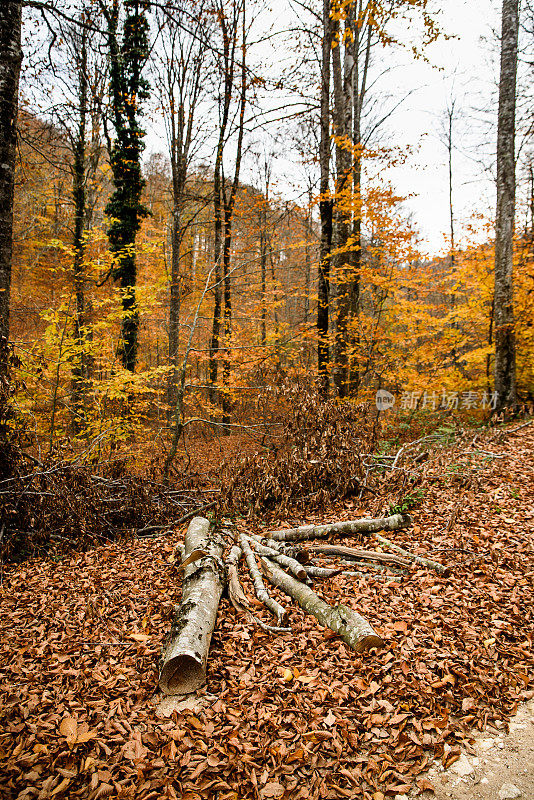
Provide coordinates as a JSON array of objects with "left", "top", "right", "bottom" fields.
[{"left": 0, "top": 424, "right": 533, "bottom": 799}]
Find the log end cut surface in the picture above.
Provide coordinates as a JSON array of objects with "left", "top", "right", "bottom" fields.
[
  {"left": 353, "top": 633, "right": 384, "bottom": 652},
  {"left": 159, "top": 651, "right": 204, "bottom": 696}
]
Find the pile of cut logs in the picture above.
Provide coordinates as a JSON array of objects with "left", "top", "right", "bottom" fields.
[{"left": 159, "top": 514, "right": 449, "bottom": 696}]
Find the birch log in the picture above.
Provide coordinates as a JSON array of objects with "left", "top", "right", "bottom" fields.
[
  {"left": 268, "top": 513, "right": 410, "bottom": 542},
  {"left": 258, "top": 538, "right": 311, "bottom": 564},
  {"left": 247, "top": 536, "right": 307, "bottom": 580},
  {"left": 261, "top": 557, "right": 384, "bottom": 652},
  {"left": 372, "top": 532, "right": 450, "bottom": 576},
  {"left": 159, "top": 517, "right": 225, "bottom": 696},
  {"left": 239, "top": 533, "right": 288, "bottom": 624},
  {"left": 226, "top": 544, "right": 250, "bottom": 617}
]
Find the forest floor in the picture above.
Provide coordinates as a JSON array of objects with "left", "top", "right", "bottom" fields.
[{"left": 1, "top": 422, "right": 533, "bottom": 800}]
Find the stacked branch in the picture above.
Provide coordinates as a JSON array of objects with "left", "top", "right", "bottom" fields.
[
  {"left": 371, "top": 532, "right": 450, "bottom": 576},
  {"left": 159, "top": 512, "right": 449, "bottom": 696},
  {"left": 261, "top": 558, "right": 384, "bottom": 652}
]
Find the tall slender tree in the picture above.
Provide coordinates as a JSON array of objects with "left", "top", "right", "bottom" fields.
[
  {"left": 318, "top": 0, "right": 333, "bottom": 395},
  {"left": 154, "top": 1, "right": 210, "bottom": 411},
  {"left": 208, "top": 0, "right": 247, "bottom": 409},
  {"left": 0, "top": 1, "right": 22, "bottom": 377},
  {"left": 494, "top": 0, "right": 519, "bottom": 410}
]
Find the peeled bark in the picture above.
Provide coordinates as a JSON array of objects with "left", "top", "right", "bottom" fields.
[
  {"left": 269, "top": 513, "right": 410, "bottom": 543},
  {"left": 159, "top": 517, "right": 225, "bottom": 696},
  {"left": 261, "top": 558, "right": 383, "bottom": 652},
  {"left": 372, "top": 532, "right": 450, "bottom": 576}
]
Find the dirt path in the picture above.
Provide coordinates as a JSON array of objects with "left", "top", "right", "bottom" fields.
[{"left": 416, "top": 697, "right": 534, "bottom": 800}]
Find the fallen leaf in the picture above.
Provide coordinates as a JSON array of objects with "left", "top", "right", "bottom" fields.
[
  {"left": 261, "top": 782, "right": 285, "bottom": 798},
  {"left": 59, "top": 717, "right": 77, "bottom": 746},
  {"left": 51, "top": 777, "right": 71, "bottom": 796}
]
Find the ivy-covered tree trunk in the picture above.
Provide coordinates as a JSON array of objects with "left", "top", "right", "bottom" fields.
[
  {"left": 103, "top": 0, "right": 149, "bottom": 373},
  {"left": 493, "top": 0, "right": 518, "bottom": 411},
  {"left": 0, "top": 1, "right": 22, "bottom": 376}
]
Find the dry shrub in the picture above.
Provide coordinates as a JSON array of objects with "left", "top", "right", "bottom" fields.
[
  {"left": 221, "top": 383, "right": 376, "bottom": 516},
  {"left": 0, "top": 350, "right": 199, "bottom": 562},
  {"left": 0, "top": 454, "right": 190, "bottom": 562}
]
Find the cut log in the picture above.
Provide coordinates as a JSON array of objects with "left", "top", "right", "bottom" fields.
[
  {"left": 283, "top": 545, "right": 311, "bottom": 564},
  {"left": 239, "top": 534, "right": 288, "bottom": 625},
  {"left": 261, "top": 557, "right": 384, "bottom": 652},
  {"left": 268, "top": 513, "right": 410, "bottom": 542},
  {"left": 247, "top": 535, "right": 307, "bottom": 580},
  {"left": 159, "top": 517, "right": 225, "bottom": 696},
  {"left": 372, "top": 532, "right": 450, "bottom": 576},
  {"left": 309, "top": 544, "right": 410, "bottom": 568}
]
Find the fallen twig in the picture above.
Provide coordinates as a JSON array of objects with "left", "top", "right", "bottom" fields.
[{"left": 371, "top": 532, "right": 450, "bottom": 576}]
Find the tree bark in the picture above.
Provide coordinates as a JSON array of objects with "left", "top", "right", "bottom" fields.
[
  {"left": 0, "top": 0, "right": 22, "bottom": 375},
  {"left": 317, "top": 0, "right": 332, "bottom": 395},
  {"left": 261, "top": 557, "right": 383, "bottom": 652},
  {"left": 239, "top": 533, "right": 287, "bottom": 624},
  {"left": 159, "top": 517, "right": 225, "bottom": 695},
  {"left": 268, "top": 513, "right": 410, "bottom": 543},
  {"left": 493, "top": 0, "right": 519, "bottom": 411}
]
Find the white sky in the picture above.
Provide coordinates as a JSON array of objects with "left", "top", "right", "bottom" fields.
[
  {"left": 382, "top": 0, "right": 501, "bottom": 256},
  {"left": 225, "top": 0, "right": 504, "bottom": 258}
]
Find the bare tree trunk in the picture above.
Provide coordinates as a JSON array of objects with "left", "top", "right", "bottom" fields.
[
  {"left": 221, "top": 6, "right": 246, "bottom": 430},
  {"left": 331, "top": 16, "right": 350, "bottom": 398},
  {"left": 317, "top": 0, "right": 332, "bottom": 395},
  {"left": 71, "top": 17, "right": 90, "bottom": 430},
  {"left": 157, "top": 8, "right": 207, "bottom": 414},
  {"left": 347, "top": 10, "right": 371, "bottom": 396},
  {"left": 260, "top": 204, "right": 267, "bottom": 345},
  {"left": 0, "top": 1, "right": 22, "bottom": 376},
  {"left": 304, "top": 198, "right": 312, "bottom": 324},
  {"left": 493, "top": 0, "right": 518, "bottom": 411}
]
